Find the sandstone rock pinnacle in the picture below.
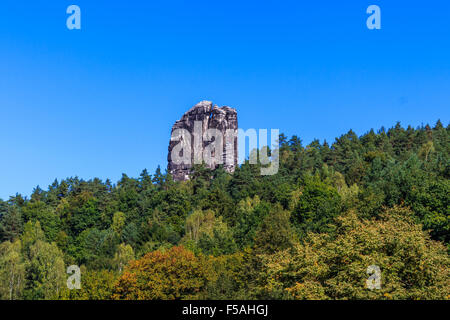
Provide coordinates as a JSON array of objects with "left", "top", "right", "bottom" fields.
[{"left": 168, "top": 101, "right": 238, "bottom": 181}]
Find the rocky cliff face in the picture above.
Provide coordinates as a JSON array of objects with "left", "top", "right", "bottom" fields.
[{"left": 168, "top": 101, "right": 238, "bottom": 181}]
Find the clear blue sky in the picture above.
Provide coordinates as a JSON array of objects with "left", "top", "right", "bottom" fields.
[{"left": 0, "top": 0, "right": 449, "bottom": 199}]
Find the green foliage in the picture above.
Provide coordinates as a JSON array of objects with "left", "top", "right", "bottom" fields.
[
  {"left": 0, "top": 206, "right": 23, "bottom": 242},
  {"left": 112, "top": 212, "right": 126, "bottom": 235},
  {"left": 0, "top": 240, "right": 26, "bottom": 300},
  {"left": 73, "top": 228, "right": 119, "bottom": 269},
  {"left": 65, "top": 268, "right": 117, "bottom": 300},
  {"left": 113, "top": 243, "right": 135, "bottom": 273},
  {"left": 181, "top": 209, "right": 235, "bottom": 256},
  {"left": 201, "top": 253, "right": 247, "bottom": 299},
  {"left": 22, "top": 201, "right": 60, "bottom": 242},
  {"left": 253, "top": 204, "right": 296, "bottom": 254},
  {"left": 23, "top": 240, "right": 66, "bottom": 299},
  {"left": 233, "top": 197, "right": 271, "bottom": 248},
  {"left": 291, "top": 175, "right": 341, "bottom": 236},
  {"left": 260, "top": 207, "right": 450, "bottom": 300},
  {"left": 21, "top": 220, "right": 46, "bottom": 254},
  {"left": 0, "top": 121, "right": 448, "bottom": 300}
]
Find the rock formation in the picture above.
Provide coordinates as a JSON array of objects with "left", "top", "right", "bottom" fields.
[{"left": 168, "top": 101, "right": 238, "bottom": 181}]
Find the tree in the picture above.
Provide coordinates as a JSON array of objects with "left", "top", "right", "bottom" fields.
[
  {"left": 0, "top": 240, "right": 26, "bottom": 300},
  {"left": 291, "top": 175, "right": 341, "bottom": 236},
  {"left": 253, "top": 205, "right": 295, "bottom": 254},
  {"left": 264, "top": 207, "right": 450, "bottom": 300},
  {"left": 0, "top": 206, "right": 23, "bottom": 242},
  {"left": 21, "top": 220, "right": 46, "bottom": 254},
  {"left": 112, "top": 246, "right": 212, "bottom": 299},
  {"left": 112, "top": 212, "right": 126, "bottom": 235},
  {"left": 183, "top": 210, "right": 238, "bottom": 256},
  {"left": 74, "top": 228, "right": 119, "bottom": 269},
  {"left": 64, "top": 268, "right": 117, "bottom": 300},
  {"left": 21, "top": 201, "right": 60, "bottom": 242},
  {"left": 201, "top": 252, "right": 247, "bottom": 299},
  {"left": 24, "top": 240, "right": 66, "bottom": 299},
  {"left": 233, "top": 197, "right": 271, "bottom": 248},
  {"left": 67, "top": 191, "right": 102, "bottom": 236},
  {"left": 113, "top": 243, "right": 134, "bottom": 273},
  {"left": 184, "top": 209, "right": 215, "bottom": 243},
  {"left": 152, "top": 166, "right": 165, "bottom": 187}
]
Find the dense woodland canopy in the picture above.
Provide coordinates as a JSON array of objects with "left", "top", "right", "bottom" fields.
[{"left": 0, "top": 121, "right": 449, "bottom": 300}]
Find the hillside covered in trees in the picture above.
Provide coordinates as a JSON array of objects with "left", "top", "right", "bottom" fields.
[{"left": 0, "top": 121, "right": 449, "bottom": 300}]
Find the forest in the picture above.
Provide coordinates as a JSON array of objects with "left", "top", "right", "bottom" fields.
[{"left": 0, "top": 121, "right": 448, "bottom": 300}]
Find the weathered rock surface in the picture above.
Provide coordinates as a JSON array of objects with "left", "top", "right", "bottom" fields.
[{"left": 168, "top": 101, "right": 238, "bottom": 181}]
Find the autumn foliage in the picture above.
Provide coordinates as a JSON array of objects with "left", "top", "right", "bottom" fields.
[{"left": 112, "top": 246, "right": 211, "bottom": 299}]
